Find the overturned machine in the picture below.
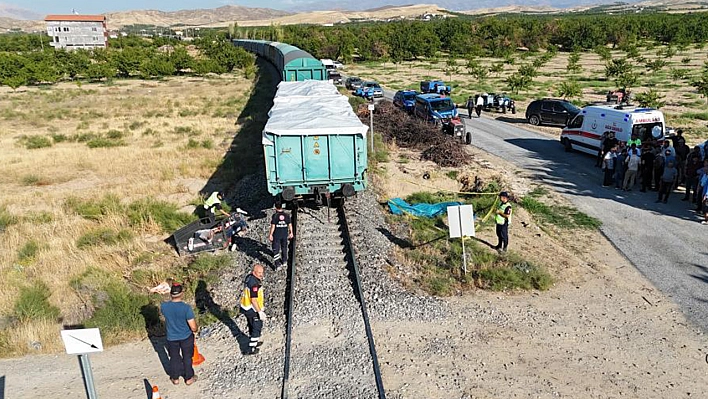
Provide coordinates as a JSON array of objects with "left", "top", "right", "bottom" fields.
[{"left": 172, "top": 211, "right": 249, "bottom": 256}]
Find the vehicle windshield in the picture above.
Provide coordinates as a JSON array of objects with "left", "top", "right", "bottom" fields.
[
  {"left": 430, "top": 99, "right": 454, "bottom": 111},
  {"left": 365, "top": 83, "right": 380, "bottom": 89},
  {"left": 563, "top": 102, "right": 580, "bottom": 113},
  {"left": 403, "top": 93, "right": 416, "bottom": 100},
  {"left": 350, "top": 77, "right": 361, "bottom": 83}
]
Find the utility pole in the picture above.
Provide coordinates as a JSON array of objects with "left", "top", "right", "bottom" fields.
[{"left": 368, "top": 102, "right": 375, "bottom": 153}]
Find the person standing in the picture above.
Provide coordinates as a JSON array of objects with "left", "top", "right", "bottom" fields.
[
  {"left": 240, "top": 264, "right": 266, "bottom": 355},
  {"left": 475, "top": 94, "right": 484, "bottom": 117},
  {"left": 623, "top": 146, "right": 640, "bottom": 191},
  {"left": 203, "top": 191, "right": 229, "bottom": 223},
  {"left": 268, "top": 202, "right": 293, "bottom": 269},
  {"left": 640, "top": 143, "right": 656, "bottom": 192},
  {"left": 627, "top": 132, "right": 642, "bottom": 149},
  {"left": 656, "top": 161, "right": 678, "bottom": 204},
  {"left": 614, "top": 148, "right": 627, "bottom": 189},
  {"left": 466, "top": 96, "right": 474, "bottom": 119},
  {"left": 696, "top": 160, "right": 708, "bottom": 212},
  {"left": 683, "top": 152, "right": 702, "bottom": 203},
  {"left": 602, "top": 146, "right": 616, "bottom": 187},
  {"left": 160, "top": 283, "right": 198, "bottom": 386},
  {"left": 596, "top": 131, "right": 609, "bottom": 167},
  {"left": 494, "top": 192, "right": 512, "bottom": 252}
]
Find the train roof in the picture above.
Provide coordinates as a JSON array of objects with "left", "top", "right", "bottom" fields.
[
  {"left": 274, "top": 80, "right": 340, "bottom": 98},
  {"left": 264, "top": 81, "right": 368, "bottom": 140}
]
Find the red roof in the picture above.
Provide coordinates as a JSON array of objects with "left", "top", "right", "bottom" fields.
[{"left": 44, "top": 15, "right": 105, "bottom": 22}]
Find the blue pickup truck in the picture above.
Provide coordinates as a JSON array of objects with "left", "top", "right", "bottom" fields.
[
  {"left": 393, "top": 89, "right": 418, "bottom": 113},
  {"left": 413, "top": 93, "right": 470, "bottom": 144},
  {"left": 355, "top": 81, "right": 384, "bottom": 99},
  {"left": 420, "top": 80, "right": 451, "bottom": 96}
]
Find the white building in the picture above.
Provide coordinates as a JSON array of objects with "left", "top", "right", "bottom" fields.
[{"left": 45, "top": 15, "right": 107, "bottom": 50}]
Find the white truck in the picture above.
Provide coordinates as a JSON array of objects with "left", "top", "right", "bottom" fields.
[{"left": 560, "top": 105, "right": 665, "bottom": 155}]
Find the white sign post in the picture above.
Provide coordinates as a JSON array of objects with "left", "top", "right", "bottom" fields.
[
  {"left": 447, "top": 205, "right": 475, "bottom": 274},
  {"left": 61, "top": 328, "right": 104, "bottom": 399},
  {"left": 368, "top": 103, "right": 375, "bottom": 153}
]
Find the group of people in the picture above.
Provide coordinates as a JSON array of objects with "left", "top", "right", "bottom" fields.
[
  {"left": 598, "top": 129, "right": 708, "bottom": 224},
  {"left": 466, "top": 94, "right": 485, "bottom": 118},
  {"left": 160, "top": 201, "right": 295, "bottom": 386}
]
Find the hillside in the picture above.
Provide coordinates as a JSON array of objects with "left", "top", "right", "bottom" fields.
[
  {"left": 462, "top": 0, "right": 708, "bottom": 15},
  {"left": 103, "top": 5, "right": 291, "bottom": 28}
]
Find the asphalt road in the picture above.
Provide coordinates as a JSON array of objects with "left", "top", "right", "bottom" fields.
[
  {"left": 461, "top": 112, "right": 708, "bottom": 332},
  {"left": 378, "top": 88, "right": 708, "bottom": 331}
]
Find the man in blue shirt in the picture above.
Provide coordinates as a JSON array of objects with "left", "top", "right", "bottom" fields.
[{"left": 160, "top": 283, "right": 198, "bottom": 385}]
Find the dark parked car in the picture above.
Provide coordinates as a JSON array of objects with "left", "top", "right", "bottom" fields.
[
  {"left": 345, "top": 76, "right": 363, "bottom": 90},
  {"left": 525, "top": 98, "right": 581, "bottom": 127},
  {"left": 328, "top": 70, "right": 343, "bottom": 85}
]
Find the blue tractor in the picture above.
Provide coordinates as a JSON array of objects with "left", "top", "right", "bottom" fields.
[
  {"left": 393, "top": 89, "right": 418, "bottom": 113},
  {"left": 355, "top": 81, "right": 384, "bottom": 99},
  {"left": 420, "top": 80, "right": 451, "bottom": 96},
  {"left": 413, "top": 93, "right": 471, "bottom": 144}
]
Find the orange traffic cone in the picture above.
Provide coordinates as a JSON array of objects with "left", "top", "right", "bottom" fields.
[
  {"left": 152, "top": 385, "right": 162, "bottom": 399},
  {"left": 192, "top": 343, "right": 205, "bottom": 366}
]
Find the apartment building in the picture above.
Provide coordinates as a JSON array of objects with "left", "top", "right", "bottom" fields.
[{"left": 45, "top": 15, "right": 107, "bottom": 50}]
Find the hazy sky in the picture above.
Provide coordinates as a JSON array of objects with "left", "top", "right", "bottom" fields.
[{"left": 14, "top": 0, "right": 292, "bottom": 14}]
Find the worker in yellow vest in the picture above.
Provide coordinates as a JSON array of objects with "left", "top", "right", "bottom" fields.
[
  {"left": 494, "top": 192, "right": 512, "bottom": 252},
  {"left": 240, "top": 264, "right": 265, "bottom": 355},
  {"left": 204, "top": 191, "right": 229, "bottom": 223}
]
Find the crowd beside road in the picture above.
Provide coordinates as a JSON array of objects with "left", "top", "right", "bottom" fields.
[{"left": 598, "top": 129, "right": 708, "bottom": 224}]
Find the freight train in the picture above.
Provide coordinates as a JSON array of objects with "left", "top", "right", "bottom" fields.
[{"left": 234, "top": 39, "right": 368, "bottom": 204}]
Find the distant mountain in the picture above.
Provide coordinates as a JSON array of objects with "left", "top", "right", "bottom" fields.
[
  {"left": 103, "top": 5, "right": 291, "bottom": 28},
  {"left": 284, "top": 0, "right": 644, "bottom": 12},
  {"left": 0, "top": 2, "right": 41, "bottom": 20}
]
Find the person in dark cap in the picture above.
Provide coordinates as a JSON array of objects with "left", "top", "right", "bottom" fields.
[
  {"left": 160, "top": 283, "right": 198, "bottom": 386},
  {"left": 203, "top": 191, "right": 229, "bottom": 223},
  {"left": 494, "top": 192, "right": 512, "bottom": 252}
]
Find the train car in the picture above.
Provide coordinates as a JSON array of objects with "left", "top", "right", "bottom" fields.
[
  {"left": 263, "top": 80, "right": 368, "bottom": 203},
  {"left": 233, "top": 39, "right": 326, "bottom": 82}
]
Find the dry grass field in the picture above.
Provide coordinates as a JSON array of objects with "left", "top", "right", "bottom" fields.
[
  {"left": 346, "top": 44, "right": 708, "bottom": 144},
  {"left": 0, "top": 73, "right": 255, "bottom": 356}
]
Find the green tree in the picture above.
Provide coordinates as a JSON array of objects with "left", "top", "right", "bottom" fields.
[
  {"left": 556, "top": 80, "right": 581, "bottom": 99},
  {"left": 634, "top": 89, "right": 665, "bottom": 108},
  {"left": 692, "top": 72, "right": 708, "bottom": 103},
  {"left": 594, "top": 45, "right": 612, "bottom": 61},
  {"left": 645, "top": 59, "right": 667, "bottom": 73},
  {"left": 139, "top": 56, "right": 174, "bottom": 79},
  {"left": 170, "top": 47, "right": 194, "bottom": 73},
  {"left": 489, "top": 62, "right": 505, "bottom": 77},
  {"left": 616, "top": 72, "right": 639, "bottom": 91},
  {"left": 567, "top": 52, "right": 582, "bottom": 73},
  {"left": 605, "top": 58, "right": 632, "bottom": 79},
  {"left": 86, "top": 62, "right": 116, "bottom": 82},
  {"left": 518, "top": 64, "right": 537, "bottom": 78},
  {"left": 506, "top": 73, "right": 531, "bottom": 94}
]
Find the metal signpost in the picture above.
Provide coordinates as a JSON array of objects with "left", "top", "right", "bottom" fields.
[
  {"left": 60, "top": 328, "right": 104, "bottom": 399},
  {"left": 368, "top": 103, "right": 375, "bottom": 152},
  {"left": 447, "top": 205, "right": 475, "bottom": 274}
]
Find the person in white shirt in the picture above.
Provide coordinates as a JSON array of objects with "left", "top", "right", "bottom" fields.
[{"left": 623, "top": 147, "right": 641, "bottom": 191}]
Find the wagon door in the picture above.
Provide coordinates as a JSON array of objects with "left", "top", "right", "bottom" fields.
[
  {"left": 329, "top": 135, "right": 356, "bottom": 181},
  {"left": 274, "top": 135, "right": 305, "bottom": 184}
]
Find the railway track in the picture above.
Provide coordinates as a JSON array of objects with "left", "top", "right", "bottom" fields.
[{"left": 281, "top": 205, "right": 385, "bottom": 399}]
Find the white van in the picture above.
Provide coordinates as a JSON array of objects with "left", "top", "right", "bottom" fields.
[
  {"left": 320, "top": 59, "right": 336, "bottom": 71},
  {"left": 560, "top": 105, "right": 665, "bottom": 155}
]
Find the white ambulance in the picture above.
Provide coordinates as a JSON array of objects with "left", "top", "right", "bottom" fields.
[{"left": 560, "top": 105, "right": 665, "bottom": 155}]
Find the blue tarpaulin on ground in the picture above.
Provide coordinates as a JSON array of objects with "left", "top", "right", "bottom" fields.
[{"left": 387, "top": 198, "right": 462, "bottom": 218}]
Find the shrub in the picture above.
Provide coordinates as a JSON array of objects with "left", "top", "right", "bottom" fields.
[
  {"left": 634, "top": 89, "right": 666, "bottom": 108},
  {"left": 21, "top": 174, "right": 50, "bottom": 186},
  {"left": 76, "top": 228, "right": 133, "bottom": 249},
  {"left": 86, "top": 137, "right": 126, "bottom": 148},
  {"left": 83, "top": 283, "right": 152, "bottom": 335},
  {"left": 24, "top": 211, "right": 53, "bottom": 224},
  {"left": 348, "top": 96, "right": 367, "bottom": 112},
  {"left": 478, "top": 260, "right": 553, "bottom": 291},
  {"left": 13, "top": 282, "right": 60, "bottom": 322},
  {"left": 17, "top": 240, "right": 41, "bottom": 264},
  {"left": 406, "top": 191, "right": 457, "bottom": 204},
  {"left": 23, "top": 136, "right": 53, "bottom": 149},
  {"left": 127, "top": 198, "right": 197, "bottom": 232},
  {"left": 51, "top": 133, "right": 68, "bottom": 143},
  {"left": 519, "top": 196, "right": 601, "bottom": 229},
  {"left": 201, "top": 139, "right": 214, "bottom": 149},
  {"left": 0, "top": 206, "right": 18, "bottom": 232},
  {"left": 106, "top": 129, "right": 124, "bottom": 139},
  {"left": 65, "top": 194, "right": 123, "bottom": 220}
]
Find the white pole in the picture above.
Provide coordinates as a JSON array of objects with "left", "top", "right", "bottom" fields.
[
  {"left": 461, "top": 237, "right": 467, "bottom": 275},
  {"left": 368, "top": 103, "right": 374, "bottom": 153}
]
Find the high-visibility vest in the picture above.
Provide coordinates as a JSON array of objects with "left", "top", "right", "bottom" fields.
[
  {"left": 240, "top": 275, "right": 264, "bottom": 311},
  {"left": 204, "top": 192, "right": 220, "bottom": 213},
  {"left": 627, "top": 138, "right": 641, "bottom": 148},
  {"left": 495, "top": 203, "right": 512, "bottom": 225}
]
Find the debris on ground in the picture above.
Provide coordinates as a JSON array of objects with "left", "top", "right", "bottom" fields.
[{"left": 358, "top": 100, "right": 470, "bottom": 167}]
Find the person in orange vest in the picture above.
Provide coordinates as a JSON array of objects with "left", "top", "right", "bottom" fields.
[
  {"left": 240, "top": 264, "right": 266, "bottom": 355},
  {"left": 160, "top": 283, "right": 198, "bottom": 385}
]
